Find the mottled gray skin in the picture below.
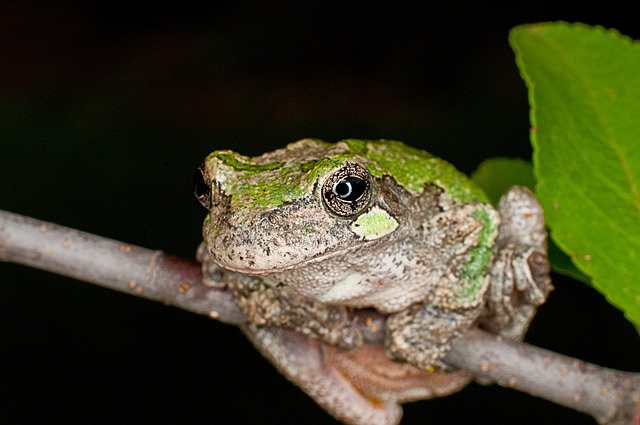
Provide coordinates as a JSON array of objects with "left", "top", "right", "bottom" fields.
[{"left": 195, "top": 139, "right": 552, "bottom": 425}]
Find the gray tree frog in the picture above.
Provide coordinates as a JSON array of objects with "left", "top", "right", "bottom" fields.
[{"left": 194, "top": 139, "right": 552, "bottom": 425}]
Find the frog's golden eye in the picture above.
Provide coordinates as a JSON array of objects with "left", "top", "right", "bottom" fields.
[
  {"left": 193, "top": 166, "right": 211, "bottom": 209},
  {"left": 322, "top": 162, "right": 373, "bottom": 217}
]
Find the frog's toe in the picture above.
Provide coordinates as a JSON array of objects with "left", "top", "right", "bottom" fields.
[{"left": 487, "top": 246, "right": 552, "bottom": 340}]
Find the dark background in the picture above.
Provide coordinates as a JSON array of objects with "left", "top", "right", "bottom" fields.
[{"left": 2, "top": 2, "right": 638, "bottom": 424}]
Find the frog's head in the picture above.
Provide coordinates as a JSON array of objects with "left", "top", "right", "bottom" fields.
[{"left": 194, "top": 139, "right": 487, "bottom": 275}]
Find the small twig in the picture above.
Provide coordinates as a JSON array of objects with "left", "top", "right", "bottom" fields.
[{"left": 1, "top": 209, "right": 639, "bottom": 424}]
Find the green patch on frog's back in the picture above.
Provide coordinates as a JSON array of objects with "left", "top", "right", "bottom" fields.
[
  {"left": 304, "top": 154, "right": 357, "bottom": 187},
  {"left": 342, "top": 139, "right": 489, "bottom": 204},
  {"left": 453, "top": 208, "right": 497, "bottom": 305},
  {"left": 212, "top": 138, "right": 490, "bottom": 212},
  {"left": 232, "top": 174, "right": 306, "bottom": 211},
  {"left": 209, "top": 151, "right": 284, "bottom": 175},
  {"left": 225, "top": 160, "right": 319, "bottom": 211}
]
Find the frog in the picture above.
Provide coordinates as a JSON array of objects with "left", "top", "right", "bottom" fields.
[{"left": 193, "top": 139, "right": 552, "bottom": 425}]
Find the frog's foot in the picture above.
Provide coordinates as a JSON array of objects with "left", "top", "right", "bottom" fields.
[
  {"left": 486, "top": 187, "right": 553, "bottom": 340},
  {"left": 243, "top": 325, "right": 472, "bottom": 425},
  {"left": 384, "top": 303, "right": 482, "bottom": 371}
]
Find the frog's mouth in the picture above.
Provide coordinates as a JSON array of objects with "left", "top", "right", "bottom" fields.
[
  {"left": 206, "top": 203, "right": 402, "bottom": 276},
  {"left": 215, "top": 245, "right": 348, "bottom": 276},
  {"left": 209, "top": 234, "right": 376, "bottom": 276}
]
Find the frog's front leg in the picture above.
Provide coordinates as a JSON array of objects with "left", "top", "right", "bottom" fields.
[
  {"left": 385, "top": 302, "right": 484, "bottom": 370},
  {"left": 197, "top": 243, "right": 364, "bottom": 349},
  {"left": 486, "top": 186, "right": 553, "bottom": 340},
  {"left": 229, "top": 275, "right": 364, "bottom": 350}
]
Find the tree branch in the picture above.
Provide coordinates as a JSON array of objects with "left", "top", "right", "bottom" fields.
[
  {"left": 0, "top": 209, "right": 245, "bottom": 325},
  {"left": 446, "top": 330, "right": 640, "bottom": 425},
  {"left": 1, "top": 209, "right": 638, "bottom": 424}
]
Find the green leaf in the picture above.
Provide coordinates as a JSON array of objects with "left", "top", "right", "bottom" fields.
[
  {"left": 547, "top": 240, "right": 591, "bottom": 285},
  {"left": 511, "top": 22, "right": 640, "bottom": 326},
  {"left": 471, "top": 157, "right": 536, "bottom": 205},
  {"left": 471, "top": 157, "right": 590, "bottom": 283}
]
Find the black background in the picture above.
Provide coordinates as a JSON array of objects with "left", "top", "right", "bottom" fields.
[{"left": 2, "top": 2, "right": 639, "bottom": 424}]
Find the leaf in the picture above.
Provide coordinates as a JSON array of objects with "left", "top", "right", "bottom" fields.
[
  {"left": 471, "top": 157, "right": 590, "bottom": 283},
  {"left": 471, "top": 157, "right": 536, "bottom": 205},
  {"left": 511, "top": 22, "right": 640, "bottom": 326},
  {"left": 546, "top": 240, "right": 591, "bottom": 285}
]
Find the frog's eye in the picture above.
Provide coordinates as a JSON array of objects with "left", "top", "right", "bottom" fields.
[
  {"left": 193, "top": 167, "right": 211, "bottom": 208},
  {"left": 322, "top": 163, "right": 373, "bottom": 217}
]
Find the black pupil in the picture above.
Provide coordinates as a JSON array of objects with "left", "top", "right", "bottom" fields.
[
  {"left": 333, "top": 176, "right": 366, "bottom": 202},
  {"left": 193, "top": 169, "right": 209, "bottom": 199}
]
